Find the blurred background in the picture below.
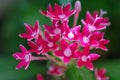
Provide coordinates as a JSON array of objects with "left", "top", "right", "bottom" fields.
[{"left": 0, "top": 0, "right": 120, "bottom": 80}]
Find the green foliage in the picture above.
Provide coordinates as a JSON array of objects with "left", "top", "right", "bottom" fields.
[{"left": 66, "top": 64, "right": 94, "bottom": 80}]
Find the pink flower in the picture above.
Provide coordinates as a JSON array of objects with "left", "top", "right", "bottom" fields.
[
  {"left": 28, "top": 35, "right": 46, "bottom": 54},
  {"left": 89, "top": 32, "right": 110, "bottom": 51},
  {"left": 79, "top": 27, "right": 110, "bottom": 51},
  {"left": 13, "top": 45, "right": 31, "bottom": 69},
  {"left": 47, "top": 64, "right": 65, "bottom": 76},
  {"left": 19, "top": 20, "right": 40, "bottom": 41},
  {"left": 77, "top": 46, "right": 100, "bottom": 71},
  {"left": 79, "top": 26, "right": 90, "bottom": 47},
  {"left": 63, "top": 25, "right": 81, "bottom": 41},
  {"left": 37, "top": 74, "right": 44, "bottom": 80},
  {"left": 82, "top": 11, "right": 110, "bottom": 32},
  {"left": 44, "top": 31, "right": 60, "bottom": 52},
  {"left": 44, "top": 20, "right": 66, "bottom": 35},
  {"left": 95, "top": 68, "right": 109, "bottom": 80},
  {"left": 55, "top": 39, "right": 78, "bottom": 63},
  {"left": 40, "top": 3, "right": 76, "bottom": 21}
]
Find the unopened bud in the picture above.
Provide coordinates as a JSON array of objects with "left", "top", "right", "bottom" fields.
[
  {"left": 74, "top": 0, "right": 81, "bottom": 13},
  {"left": 73, "top": 0, "right": 81, "bottom": 26}
]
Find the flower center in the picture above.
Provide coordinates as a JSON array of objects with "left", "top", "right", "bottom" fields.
[
  {"left": 81, "top": 56, "right": 87, "bottom": 62},
  {"left": 64, "top": 48, "right": 72, "bottom": 57},
  {"left": 68, "top": 32, "right": 74, "bottom": 39},
  {"left": 38, "top": 46, "right": 42, "bottom": 51},
  {"left": 58, "top": 14, "right": 66, "bottom": 19},
  {"left": 54, "top": 28, "right": 61, "bottom": 34},
  {"left": 48, "top": 42, "right": 54, "bottom": 48},
  {"left": 83, "top": 36, "right": 89, "bottom": 43},
  {"left": 88, "top": 24, "right": 96, "bottom": 32},
  {"left": 25, "top": 54, "right": 30, "bottom": 62},
  {"left": 32, "top": 32, "right": 36, "bottom": 37}
]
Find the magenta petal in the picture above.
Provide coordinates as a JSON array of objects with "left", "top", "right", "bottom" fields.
[
  {"left": 16, "top": 60, "right": 27, "bottom": 69},
  {"left": 98, "top": 68, "right": 107, "bottom": 75},
  {"left": 28, "top": 41, "right": 38, "bottom": 49},
  {"left": 44, "top": 31, "right": 51, "bottom": 41},
  {"left": 34, "top": 20, "right": 40, "bottom": 34},
  {"left": 72, "top": 25, "right": 81, "bottom": 33},
  {"left": 40, "top": 10, "right": 47, "bottom": 16},
  {"left": 86, "top": 11, "right": 93, "bottom": 23},
  {"left": 63, "top": 3, "right": 70, "bottom": 13},
  {"left": 82, "top": 46, "right": 90, "bottom": 55},
  {"left": 63, "top": 57, "right": 70, "bottom": 64},
  {"left": 24, "top": 61, "right": 30, "bottom": 70},
  {"left": 89, "top": 53, "right": 100, "bottom": 61},
  {"left": 82, "top": 25, "right": 89, "bottom": 36},
  {"left": 37, "top": 74, "right": 44, "bottom": 80},
  {"left": 85, "top": 62, "right": 94, "bottom": 71},
  {"left": 53, "top": 34, "right": 60, "bottom": 42},
  {"left": 99, "top": 44, "right": 108, "bottom": 51},
  {"left": 67, "top": 10, "right": 76, "bottom": 17},
  {"left": 19, "top": 33, "right": 31, "bottom": 39},
  {"left": 20, "top": 45, "right": 28, "bottom": 54},
  {"left": 70, "top": 42, "right": 78, "bottom": 51},
  {"left": 77, "top": 59, "right": 84, "bottom": 68},
  {"left": 60, "top": 39, "right": 69, "bottom": 49},
  {"left": 93, "top": 11, "right": 98, "bottom": 17},
  {"left": 13, "top": 52, "right": 24, "bottom": 59},
  {"left": 55, "top": 50, "right": 63, "bottom": 56},
  {"left": 52, "top": 43, "right": 58, "bottom": 50},
  {"left": 44, "top": 25, "right": 54, "bottom": 34},
  {"left": 55, "top": 3, "right": 62, "bottom": 14},
  {"left": 25, "top": 24, "right": 34, "bottom": 34},
  {"left": 101, "top": 40, "right": 110, "bottom": 44},
  {"left": 36, "top": 35, "right": 43, "bottom": 44}
]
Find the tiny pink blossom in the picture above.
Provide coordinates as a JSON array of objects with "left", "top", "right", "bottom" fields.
[
  {"left": 47, "top": 64, "right": 65, "bottom": 76},
  {"left": 77, "top": 46, "right": 100, "bottom": 71},
  {"left": 13, "top": 45, "right": 31, "bottom": 69},
  {"left": 55, "top": 39, "right": 78, "bottom": 63},
  {"left": 28, "top": 35, "right": 46, "bottom": 54},
  {"left": 40, "top": 3, "right": 76, "bottom": 21},
  {"left": 95, "top": 68, "right": 109, "bottom": 80},
  {"left": 44, "top": 20, "right": 65, "bottom": 35},
  {"left": 89, "top": 32, "right": 110, "bottom": 51},
  {"left": 63, "top": 25, "right": 81, "bottom": 41},
  {"left": 19, "top": 20, "right": 40, "bottom": 41},
  {"left": 37, "top": 74, "right": 44, "bottom": 80},
  {"left": 44, "top": 31, "right": 60, "bottom": 53},
  {"left": 82, "top": 11, "right": 110, "bottom": 32},
  {"left": 79, "top": 27, "right": 110, "bottom": 51}
]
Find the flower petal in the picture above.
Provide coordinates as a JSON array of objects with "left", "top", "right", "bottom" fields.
[
  {"left": 85, "top": 62, "right": 94, "bottom": 71},
  {"left": 88, "top": 53, "right": 100, "bottom": 61}
]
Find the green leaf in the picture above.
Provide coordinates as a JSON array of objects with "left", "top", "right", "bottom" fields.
[{"left": 66, "top": 64, "right": 94, "bottom": 80}]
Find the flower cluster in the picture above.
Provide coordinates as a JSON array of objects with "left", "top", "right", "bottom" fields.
[
  {"left": 13, "top": 1, "right": 110, "bottom": 79},
  {"left": 95, "top": 68, "right": 109, "bottom": 80}
]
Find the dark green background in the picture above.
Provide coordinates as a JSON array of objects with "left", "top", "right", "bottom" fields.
[{"left": 0, "top": 0, "right": 120, "bottom": 80}]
